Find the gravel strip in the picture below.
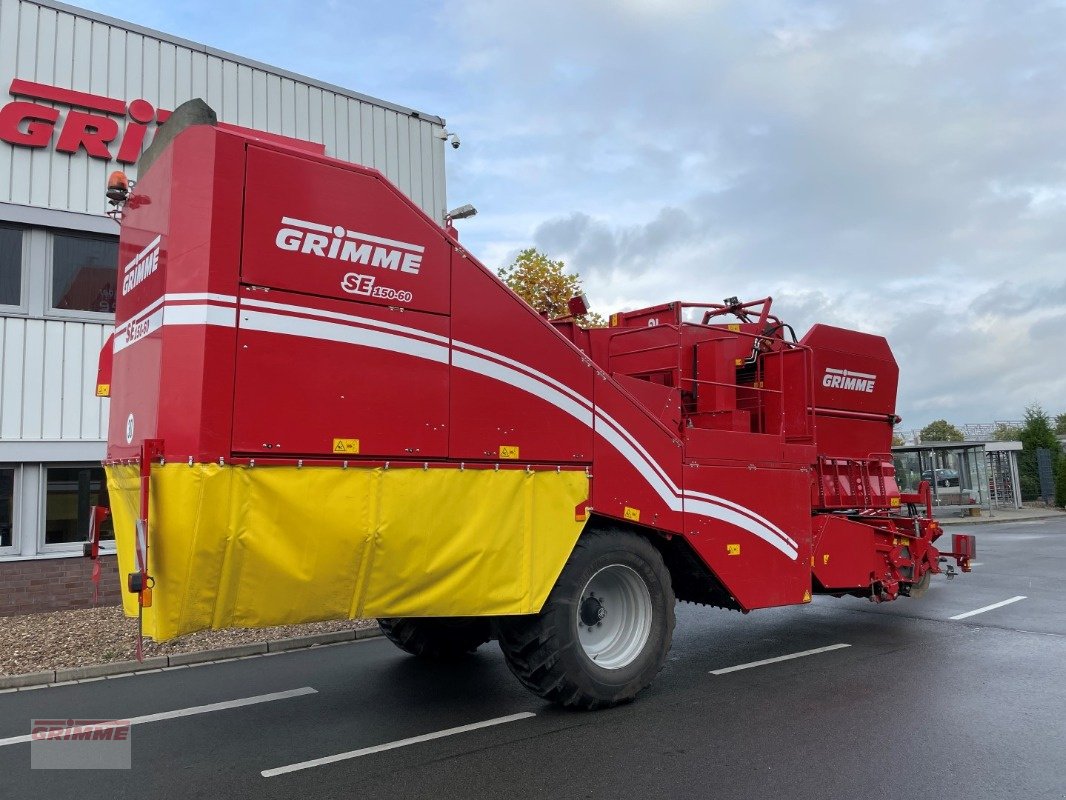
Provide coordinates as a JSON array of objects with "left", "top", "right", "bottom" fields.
[{"left": 0, "top": 605, "right": 377, "bottom": 677}]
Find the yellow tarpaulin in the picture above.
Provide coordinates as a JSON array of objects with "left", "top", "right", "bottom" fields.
[{"left": 106, "top": 463, "right": 588, "bottom": 641}]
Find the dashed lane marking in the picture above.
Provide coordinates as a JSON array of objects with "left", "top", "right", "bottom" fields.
[
  {"left": 709, "top": 643, "right": 851, "bottom": 675},
  {"left": 949, "top": 595, "right": 1027, "bottom": 621},
  {"left": 262, "top": 711, "right": 536, "bottom": 777},
  {"left": 0, "top": 687, "right": 317, "bottom": 748}
]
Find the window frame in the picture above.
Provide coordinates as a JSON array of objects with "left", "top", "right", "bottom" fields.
[
  {"left": 0, "top": 222, "right": 29, "bottom": 315},
  {"left": 0, "top": 464, "right": 17, "bottom": 555},
  {"left": 38, "top": 463, "right": 116, "bottom": 554},
  {"left": 45, "top": 229, "right": 119, "bottom": 322}
]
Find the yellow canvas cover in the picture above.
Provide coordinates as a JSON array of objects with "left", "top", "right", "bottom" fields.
[{"left": 106, "top": 463, "right": 588, "bottom": 641}]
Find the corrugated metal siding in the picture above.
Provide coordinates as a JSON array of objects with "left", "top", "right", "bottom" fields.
[
  {"left": 0, "top": 316, "right": 109, "bottom": 440},
  {"left": 0, "top": 0, "right": 447, "bottom": 220}
]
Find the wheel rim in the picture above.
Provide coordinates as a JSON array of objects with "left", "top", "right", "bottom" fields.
[{"left": 576, "top": 564, "right": 653, "bottom": 670}]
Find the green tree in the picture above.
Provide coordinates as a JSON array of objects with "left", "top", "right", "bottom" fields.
[
  {"left": 919, "top": 419, "right": 964, "bottom": 442},
  {"left": 1017, "top": 404, "right": 1062, "bottom": 502},
  {"left": 498, "top": 248, "right": 605, "bottom": 328},
  {"left": 1020, "top": 404, "right": 1061, "bottom": 455},
  {"left": 892, "top": 433, "right": 906, "bottom": 447},
  {"left": 1055, "top": 413, "right": 1066, "bottom": 436}
]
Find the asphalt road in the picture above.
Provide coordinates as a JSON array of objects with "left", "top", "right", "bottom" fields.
[{"left": 2, "top": 518, "right": 1064, "bottom": 799}]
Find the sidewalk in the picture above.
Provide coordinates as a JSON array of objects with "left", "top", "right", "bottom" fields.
[{"left": 935, "top": 506, "right": 1065, "bottom": 526}]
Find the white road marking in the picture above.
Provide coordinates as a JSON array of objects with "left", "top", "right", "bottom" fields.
[
  {"left": 967, "top": 562, "right": 983, "bottom": 567},
  {"left": 949, "top": 596, "right": 1027, "bottom": 620},
  {"left": 0, "top": 687, "right": 316, "bottom": 748},
  {"left": 261, "top": 711, "right": 536, "bottom": 777},
  {"left": 709, "top": 643, "right": 851, "bottom": 675}
]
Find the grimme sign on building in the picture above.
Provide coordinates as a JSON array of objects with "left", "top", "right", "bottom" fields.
[
  {"left": 0, "top": 78, "right": 168, "bottom": 162},
  {"left": 0, "top": 0, "right": 448, "bottom": 613}
]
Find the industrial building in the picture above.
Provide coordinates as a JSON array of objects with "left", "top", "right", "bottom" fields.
[{"left": 0, "top": 0, "right": 449, "bottom": 613}]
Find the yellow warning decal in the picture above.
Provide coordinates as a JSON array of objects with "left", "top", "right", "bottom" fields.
[
  {"left": 96, "top": 383, "right": 111, "bottom": 397},
  {"left": 623, "top": 506, "right": 641, "bottom": 522},
  {"left": 890, "top": 497, "right": 901, "bottom": 507},
  {"left": 727, "top": 543, "right": 741, "bottom": 556},
  {"left": 609, "top": 313, "right": 620, "bottom": 327},
  {"left": 332, "top": 438, "right": 360, "bottom": 454},
  {"left": 734, "top": 358, "right": 743, "bottom": 366},
  {"left": 802, "top": 589, "right": 812, "bottom": 603},
  {"left": 823, "top": 554, "right": 830, "bottom": 565},
  {"left": 727, "top": 324, "right": 741, "bottom": 332},
  {"left": 499, "top": 445, "right": 520, "bottom": 460}
]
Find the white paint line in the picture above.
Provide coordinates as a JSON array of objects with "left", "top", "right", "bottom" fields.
[
  {"left": 968, "top": 562, "right": 983, "bottom": 567},
  {"left": 0, "top": 686, "right": 316, "bottom": 748},
  {"left": 261, "top": 711, "right": 536, "bottom": 778},
  {"left": 949, "top": 596, "right": 1027, "bottom": 621},
  {"left": 709, "top": 643, "right": 851, "bottom": 675}
]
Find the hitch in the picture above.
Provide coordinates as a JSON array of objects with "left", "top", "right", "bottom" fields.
[{"left": 83, "top": 505, "right": 111, "bottom": 605}]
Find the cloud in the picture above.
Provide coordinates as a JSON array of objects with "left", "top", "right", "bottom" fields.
[
  {"left": 435, "top": 0, "right": 1066, "bottom": 426},
  {"left": 77, "top": 0, "right": 1066, "bottom": 426}
]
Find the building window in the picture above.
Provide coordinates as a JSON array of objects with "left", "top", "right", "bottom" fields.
[
  {"left": 51, "top": 232, "right": 118, "bottom": 314},
  {"left": 43, "top": 466, "right": 114, "bottom": 547},
  {"left": 0, "top": 224, "right": 23, "bottom": 307},
  {"left": 0, "top": 468, "right": 14, "bottom": 549}
]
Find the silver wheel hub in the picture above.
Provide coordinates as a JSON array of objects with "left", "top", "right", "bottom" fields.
[{"left": 576, "top": 564, "right": 653, "bottom": 670}]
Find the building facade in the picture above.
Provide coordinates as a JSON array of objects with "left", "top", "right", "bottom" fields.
[{"left": 0, "top": 0, "right": 448, "bottom": 613}]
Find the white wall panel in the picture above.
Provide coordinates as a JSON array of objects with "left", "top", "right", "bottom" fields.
[
  {"left": 0, "top": 316, "right": 109, "bottom": 441},
  {"left": 0, "top": 0, "right": 447, "bottom": 220},
  {"left": 1, "top": 0, "right": 446, "bottom": 472}
]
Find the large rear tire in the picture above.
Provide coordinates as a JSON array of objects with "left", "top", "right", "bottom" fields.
[
  {"left": 377, "top": 617, "right": 492, "bottom": 659},
  {"left": 496, "top": 529, "right": 675, "bottom": 710}
]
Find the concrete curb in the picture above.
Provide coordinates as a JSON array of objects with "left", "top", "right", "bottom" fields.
[
  {"left": 938, "top": 512, "right": 1065, "bottom": 526},
  {"left": 0, "top": 627, "right": 383, "bottom": 691}
]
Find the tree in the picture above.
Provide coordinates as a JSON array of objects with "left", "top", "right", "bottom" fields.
[
  {"left": 1055, "top": 413, "right": 1066, "bottom": 436},
  {"left": 891, "top": 433, "right": 906, "bottom": 447},
  {"left": 1017, "top": 404, "right": 1062, "bottom": 502},
  {"left": 919, "top": 419, "right": 964, "bottom": 442},
  {"left": 1020, "top": 404, "right": 1061, "bottom": 455},
  {"left": 498, "top": 248, "right": 605, "bottom": 328}
]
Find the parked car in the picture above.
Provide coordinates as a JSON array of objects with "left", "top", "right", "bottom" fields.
[{"left": 921, "top": 468, "right": 960, "bottom": 487}]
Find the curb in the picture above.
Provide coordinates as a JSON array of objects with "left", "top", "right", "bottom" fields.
[
  {"left": 0, "top": 627, "right": 383, "bottom": 691},
  {"left": 937, "top": 512, "right": 1065, "bottom": 526}
]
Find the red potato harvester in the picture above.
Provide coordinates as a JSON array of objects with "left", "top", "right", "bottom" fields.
[{"left": 91, "top": 99, "right": 974, "bottom": 709}]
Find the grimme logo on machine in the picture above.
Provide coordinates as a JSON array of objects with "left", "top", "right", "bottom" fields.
[
  {"left": 275, "top": 216, "right": 425, "bottom": 275},
  {"left": 822, "top": 367, "right": 877, "bottom": 393},
  {"left": 0, "top": 79, "right": 169, "bottom": 164},
  {"left": 121, "top": 235, "right": 162, "bottom": 296}
]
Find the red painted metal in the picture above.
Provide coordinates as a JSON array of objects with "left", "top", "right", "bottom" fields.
[{"left": 102, "top": 120, "right": 972, "bottom": 616}]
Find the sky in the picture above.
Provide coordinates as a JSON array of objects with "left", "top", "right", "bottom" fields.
[{"left": 80, "top": 0, "right": 1066, "bottom": 432}]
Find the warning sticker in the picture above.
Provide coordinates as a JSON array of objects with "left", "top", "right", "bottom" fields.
[
  {"left": 332, "top": 438, "right": 360, "bottom": 454},
  {"left": 726, "top": 543, "right": 741, "bottom": 556},
  {"left": 623, "top": 506, "right": 640, "bottom": 522},
  {"left": 499, "top": 446, "right": 520, "bottom": 460}
]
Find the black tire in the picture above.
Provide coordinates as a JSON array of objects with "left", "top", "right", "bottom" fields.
[
  {"left": 377, "top": 617, "right": 492, "bottom": 659},
  {"left": 496, "top": 528, "right": 675, "bottom": 710}
]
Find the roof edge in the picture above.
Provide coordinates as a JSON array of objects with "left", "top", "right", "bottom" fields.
[{"left": 26, "top": 0, "right": 447, "bottom": 125}]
